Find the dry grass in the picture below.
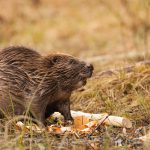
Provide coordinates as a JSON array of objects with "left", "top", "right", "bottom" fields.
[
  {"left": 0, "top": 0, "right": 149, "bottom": 149},
  {"left": 72, "top": 65, "right": 150, "bottom": 124}
]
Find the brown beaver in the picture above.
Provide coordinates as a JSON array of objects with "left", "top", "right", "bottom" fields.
[{"left": 0, "top": 46, "right": 93, "bottom": 124}]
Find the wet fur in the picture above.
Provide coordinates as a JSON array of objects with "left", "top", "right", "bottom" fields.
[{"left": 0, "top": 46, "right": 93, "bottom": 124}]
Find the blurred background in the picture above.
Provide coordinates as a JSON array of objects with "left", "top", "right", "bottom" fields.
[{"left": 0, "top": 0, "right": 149, "bottom": 71}]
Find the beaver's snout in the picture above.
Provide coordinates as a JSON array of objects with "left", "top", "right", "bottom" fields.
[
  {"left": 80, "top": 63, "right": 94, "bottom": 79},
  {"left": 86, "top": 63, "right": 94, "bottom": 72},
  {"left": 85, "top": 63, "right": 94, "bottom": 77}
]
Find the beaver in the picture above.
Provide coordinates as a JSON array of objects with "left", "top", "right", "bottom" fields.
[{"left": 0, "top": 46, "right": 93, "bottom": 124}]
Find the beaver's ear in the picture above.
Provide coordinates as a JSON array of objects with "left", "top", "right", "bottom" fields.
[
  {"left": 44, "top": 55, "right": 61, "bottom": 67},
  {"left": 48, "top": 56, "right": 60, "bottom": 67}
]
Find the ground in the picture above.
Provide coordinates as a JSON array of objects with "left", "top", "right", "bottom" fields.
[{"left": 0, "top": 0, "right": 149, "bottom": 149}]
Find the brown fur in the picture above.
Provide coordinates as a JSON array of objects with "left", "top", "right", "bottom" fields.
[{"left": 0, "top": 46, "right": 93, "bottom": 124}]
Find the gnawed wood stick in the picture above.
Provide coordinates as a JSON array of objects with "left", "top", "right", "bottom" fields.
[
  {"left": 52, "top": 111, "right": 132, "bottom": 128},
  {"left": 103, "top": 115, "right": 132, "bottom": 128}
]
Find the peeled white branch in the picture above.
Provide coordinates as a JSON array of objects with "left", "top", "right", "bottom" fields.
[
  {"left": 103, "top": 115, "right": 132, "bottom": 128},
  {"left": 52, "top": 110, "right": 132, "bottom": 128}
]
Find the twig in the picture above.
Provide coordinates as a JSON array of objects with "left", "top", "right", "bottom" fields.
[
  {"left": 87, "top": 114, "right": 110, "bottom": 139},
  {"left": 74, "top": 130, "right": 96, "bottom": 150}
]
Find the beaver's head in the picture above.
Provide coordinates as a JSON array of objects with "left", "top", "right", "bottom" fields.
[{"left": 44, "top": 54, "right": 94, "bottom": 91}]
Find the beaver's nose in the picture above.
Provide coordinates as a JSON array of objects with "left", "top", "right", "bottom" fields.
[{"left": 87, "top": 64, "right": 94, "bottom": 71}]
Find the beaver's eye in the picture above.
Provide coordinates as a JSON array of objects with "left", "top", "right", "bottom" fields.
[
  {"left": 69, "top": 59, "right": 77, "bottom": 64},
  {"left": 52, "top": 56, "right": 59, "bottom": 64}
]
